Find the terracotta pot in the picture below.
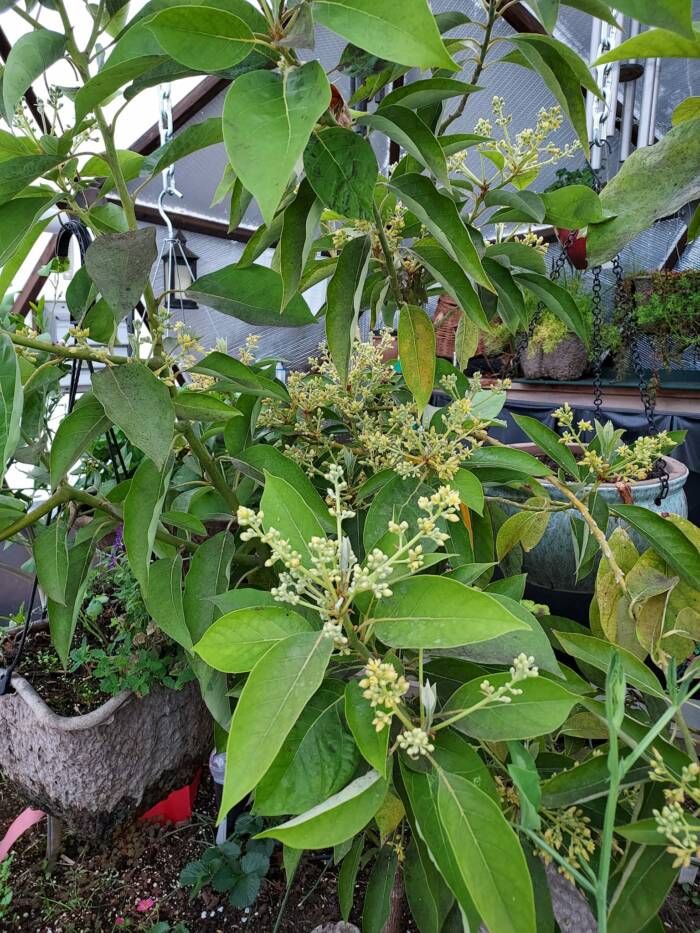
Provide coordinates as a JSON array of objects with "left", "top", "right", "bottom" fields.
[
  {"left": 520, "top": 335, "right": 588, "bottom": 381},
  {"left": 0, "top": 678, "right": 211, "bottom": 837},
  {"left": 493, "top": 445, "right": 689, "bottom": 592}
]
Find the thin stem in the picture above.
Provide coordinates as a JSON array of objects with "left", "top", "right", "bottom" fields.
[
  {"left": 418, "top": 648, "right": 425, "bottom": 728},
  {"left": 181, "top": 424, "right": 239, "bottom": 514},
  {"left": 596, "top": 738, "right": 620, "bottom": 932},
  {"left": 439, "top": 0, "right": 497, "bottom": 134},
  {"left": 0, "top": 488, "right": 71, "bottom": 543},
  {"left": 675, "top": 709, "right": 699, "bottom": 763},
  {"left": 373, "top": 203, "right": 403, "bottom": 307},
  {"left": 521, "top": 828, "right": 596, "bottom": 895},
  {"left": 10, "top": 332, "right": 128, "bottom": 366}
]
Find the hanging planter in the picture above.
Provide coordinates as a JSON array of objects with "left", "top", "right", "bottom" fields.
[
  {"left": 495, "top": 442, "right": 689, "bottom": 593},
  {"left": 0, "top": 676, "right": 211, "bottom": 838},
  {"left": 520, "top": 335, "right": 589, "bottom": 380}
]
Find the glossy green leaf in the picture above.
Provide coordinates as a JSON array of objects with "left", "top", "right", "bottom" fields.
[
  {"left": 187, "top": 263, "right": 316, "bottom": 327},
  {"left": 211, "top": 588, "right": 279, "bottom": 615},
  {"left": 363, "top": 846, "right": 398, "bottom": 933},
  {"left": 607, "top": 847, "right": 679, "bottom": 933},
  {"left": 345, "top": 680, "right": 389, "bottom": 777},
  {"left": 541, "top": 185, "right": 611, "bottom": 229},
  {"left": 437, "top": 770, "right": 536, "bottom": 933},
  {"left": 612, "top": 504, "right": 700, "bottom": 589},
  {"left": 372, "top": 575, "right": 527, "bottom": 648},
  {"left": 256, "top": 768, "right": 386, "bottom": 848},
  {"left": 363, "top": 475, "right": 436, "bottom": 555},
  {"left": 597, "top": 26, "right": 700, "bottom": 63},
  {"left": 484, "top": 189, "right": 545, "bottom": 224},
  {"left": 0, "top": 156, "right": 62, "bottom": 207},
  {"left": 410, "top": 238, "right": 488, "bottom": 329},
  {"left": 447, "top": 674, "right": 577, "bottom": 740},
  {"left": 0, "top": 193, "right": 57, "bottom": 267},
  {"left": 304, "top": 127, "right": 377, "bottom": 221},
  {"left": 482, "top": 258, "right": 526, "bottom": 332},
  {"left": 255, "top": 682, "right": 360, "bottom": 816},
  {"left": 380, "top": 77, "right": 480, "bottom": 111},
  {"left": 600, "top": 2, "right": 695, "bottom": 43},
  {"left": 0, "top": 332, "right": 22, "bottom": 485},
  {"left": 3, "top": 28, "right": 67, "bottom": 118},
  {"left": 616, "top": 816, "right": 700, "bottom": 846},
  {"left": 515, "top": 272, "right": 591, "bottom": 345},
  {"left": 223, "top": 61, "right": 331, "bottom": 225},
  {"left": 338, "top": 834, "right": 364, "bottom": 921},
  {"left": 91, "top": 362, "right": 174, "bottom": 469},
  {"left": 143, "top": 555, "right": 193, "bottom": 649},
  {"left": 49, "top": 393, "right": 110, "bottom": 488},
  {"left": 451, "top": 468, "right": 484, "bottom": 516},
  {"left": 388, "top": 174, "right": 492, "bottom": 291},
  {"left": 554, "top": 631, "right": 665, "bottom": 698},
  {"left": 261, "top": 472, "right": 327, "bottom": 569},
  {"left": 195, "top": 606, "right": 313, "bottom": 673},
  {"left": 587, "top": 117, "right": 700, "bottom": 265},
  {"left": 496, "top": 508, "right": 549, "bottom": 560},
  {"left": 189, "top": 351, "right": 289, "bottom": 401},
  {"left": 123, "top": 456, "right": 171, "bottom": 593},
  {"left": 183, "top": 531, "right": 235, "bottom": 643},
  {"left": 146, "top": 6, "right": 255, "bottom": 70},
  {"left": 173, "top": 391, "right": 241, "bottom": 422},
  {"left": 85, "top": 228, "right": 157, "bottom": 320},
  {"left": 277, "top": 178, "right": 322, "bottom": 310},
  {"left": 74, "top": 56, "right": 165, "bottom": 123},
  {"left": 484, "top": 241, "right": 547, "bottom": 275},
  {"left": 47, "top": 540, "right": 94, "bottom": 667},
  {"left": 512, "top": 413, "right": 580, "bottom": 479},
  {"left": 466, "top": 445, "right": 552, "bottom": 481},
  {"left": 34, "top": 518, "right": 69, "bottom": 606},
  {"left": 358, "top": 106, "right": 449, "bottom": 186},
  {"left": 313, "top": 0, "right": 457, "bottom": 71},
  {"left": 398, "top": 303, "right": 435, "bottom": 413},
  {"left": 540, "top": 753, "right": 651, "bottom": 808},
  {"left": 326, "top": 235, "right": 371, "bottom": 383},
  {"left": 143, "top": 117, "right": 223, "bottom": 178}
]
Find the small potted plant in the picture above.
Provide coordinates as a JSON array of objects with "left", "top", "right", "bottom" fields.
[{"left": 520, "top": 279, "right": 593, "bottom": 381}]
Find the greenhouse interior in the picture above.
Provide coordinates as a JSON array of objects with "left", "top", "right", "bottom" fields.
[{"left": 0, "top": 0, "right": 699, "bottom": 930}]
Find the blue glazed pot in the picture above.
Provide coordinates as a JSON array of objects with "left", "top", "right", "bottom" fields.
[{"left": 492, "top": 444, "right": 689, "bottom": 593}]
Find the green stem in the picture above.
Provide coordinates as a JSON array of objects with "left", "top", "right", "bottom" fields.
[
  {"left": 10, "top": 332, "right": 128, "bottom": 366},
  {"left": 596, "top": 739, "right": 620, "bottom": 932},
  {"left": 438, "top": 0, "right": 497, "bottom": 134},
  {"left": 181, "top": 424, "right": 239, "bottom": 514},
  {"left": 675, "top": 709, "right": 698, "bottom": 763},
  {"left": 0, "top": 488, "right": 71, "bottom": 543},
  {"left": 521, "top": 828, "right": 596, "bottom": 895},
  {"left": 373, "top": 204, "right": 403, "bottom": 308}
]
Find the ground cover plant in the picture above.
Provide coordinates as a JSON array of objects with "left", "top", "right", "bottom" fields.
[{"left": 0, "top": 0, "right": 699, "bottom": 930}]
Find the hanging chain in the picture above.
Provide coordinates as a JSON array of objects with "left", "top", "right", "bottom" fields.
[
  {"left": 159, "top": 83, "right": 176, "bottom": 198},
  {"left": 590, "top": 265, "right": 604, "bottom": 415}
]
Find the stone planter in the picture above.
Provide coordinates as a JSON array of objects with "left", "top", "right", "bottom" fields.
[
  {"left": 0, "top": 677, "right": 211, "bottom": 838},
  {"left": 521, "top": 336, "right": 588, "bottom": 381},
  {"left": 494, "top": 443, "right": 689, "bottom": 593}
]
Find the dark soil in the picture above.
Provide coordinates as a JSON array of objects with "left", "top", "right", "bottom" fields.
[{"left": 0, "top": 769, "right": 370, "bottom": 933}]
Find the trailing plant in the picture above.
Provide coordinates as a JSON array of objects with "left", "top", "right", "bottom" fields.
[{"left": 627, "top": 271, "right": 700, "bottom": 366}]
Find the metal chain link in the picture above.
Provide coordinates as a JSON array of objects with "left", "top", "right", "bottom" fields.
[{"left": 590, "top": 265, "right": 604, "bottom": 415}]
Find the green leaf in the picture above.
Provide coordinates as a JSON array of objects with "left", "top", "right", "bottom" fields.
[
  {"left": 410, "top": 238, "right": 488, "bottom": 329},
  {"left": 146, "top": 5, "right": 255, "bottom": 70},
  {"left": 454, "top": 313, "right": 478, "bottom": 368},
  {"left": 380, "top": 77, "right": 480, "bottom": 111},
  {"left": 173, "top": 391, "right": 241, "bottom": 422},
  {"left": 673, "top": 96, "right": 700, "bottom": 125},
  {"left": 597, "top": 25, "right": 700, "bottom": 64},
  {"left": 388, "top": 174, "right": 492, "bottom": 291},
  {"left": 599, "top": 1, "right": 694, "bottom": 42},
  {"left": 143, "top": 117, "right": 223, "bottom": 177},
  {"left": 190, "top": 351, "right": 289, "bottom": 402},
  {"left": 255, "top": 768, "right": 386, "bottom": 848},
  {"left": 363, "top": 475, "right": 436, "bottom": 554},
  {"left": 451, "top": 468, "right": 484, "bottom": 515},
  {"left": 363, "top": 846, "right": 398, "bottom": 933},
  {"left": 554, "top": 631, "right": 665, "bottom": 699},
  {"left": 446, "top": 674, "right": 577, "bottom": 740},
  {"left": 187, "top": 263, "right": 316, "bottom": 327},
  {"left": 304, "top": 127, "right": 377, "bottom": 221},
  {"left": 371, "top": 575, "right": 527, "bottom": 648},
  {"left": 530, "top": 0, "right": 559, "bottom": 32},
  {"left": 3, "top": 28, "right": 67, "bottom": 118},
  {"left": 0, "top": 156, "right": 62, "bottom": 207},
  {"left": 607, "top": 847, "right": 679, "bottom": 933},
  {"left": 223, "top": 61, "right": 331, "bottom": 225},
  {"left": 220, "top": 631, "right": 333, "bottom": 812},
  {"left": 404, "top": 838, "right": 453, "bottom": 933},
  {"left": 74, "top": 56, "right": 165, "bottom": 123},
  {"left": 561, "top": 0, "right": 620, "bottom": 27},
  {"left": 0, "top": 193, "right": 57, "bottom": 267},
  {"left": 484, "top": 241, "right": 547, "bottom": 276},
  {"left": 512, "top": 413, "right": 580, "bottom": 479},
  {"left": 261, "top": 472, "right": 327, "bottom": 569},
  {"left": 239, "top": 445, "right": 334, "bottom": 532},
  {"left": 616, "top": 817, "right": 700, "bottom": 846},
  {"left": 338, "top": 834, "right": 364, "bottom": 921},
  {"left": 436, "top": 770, "right": 536, "bottom": 933},
  {"left": 313, "top": 0, "right": 457, "bottom": 71},
  {"left": 91, "top": 363, "right": 174, "bottom": 469},
  {"left": 587, "top": 117, "right": 700, "bottom": 265},
  {"left": 345, "top": 680, "right": 389, "bottom": 777},
  {"left": 482, "top": 259, "right": 526, "bottom": 332},
  {"left": 123, "top": 456, "right": 172, "bottom": 593},
  {"left": 541, "top": 184, "right": 611, "bottom": 229},
  {"left": 466, "top": 445, "right": 552, "bottom": 481},
  {"left": 484, "top": 189, "right": 545, "bottom": 224},
  {"left": 398, "top": 304, "right": 435, "bottom": 413},
  {"left": 195, "top": 606, "right": 313, "bottom": 673},
  {"left": 276, "top": 178, "right": 322, "bottom": 310},
  {"left": 47, "top": 540, "right": 93, "bottom": 667},
  {"left": 540, "top": 753, "right": 651, "bottom": 808},
  {"left": 85, "top": 228, "right": 157, "bottom": 320},
  {"left": 143, "top": 555, "right": 193, "bottom": 649},
  {"left": 255, "top": 682, "right": 360, "bottom": 816},
  {"left": 49, "top": 393, "right": 110, "bottom": 488},
  {"left": 326, "top": 235, "right": 371, "bottom": 383},
  {"left": 0, "top": 332, "right": 22, "bottom": 484},
  {"left": 183, "top": 530, "right": 235, "bottom": 643},
  {"left": 515, "top": 272, "right": 591, "bottom": 345},
  {"left": 358, "top": 107, "right": 449, "bottom": 187},
  {"left": 612, "top": 504, "right": 700, "bottom": 590},
  {"left": 34, "top": 518, "right": 69, "bottom": 606}
]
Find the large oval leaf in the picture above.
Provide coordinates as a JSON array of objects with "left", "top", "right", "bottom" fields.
[
  {"left": 398, "top": 304, "right": 435, "bottom": 413},
  {"left": 326, "top": 235, "right": 371, "bottom": 383},
  {"left": 358, "top": 107, "right": 448, "bottom": 187},
  {"left": 84, "top": 228, "right": 157, "bottom": 320},
  {"left": 146, "top": 6, "right": 256, "bottom": 70},
  {"left": 612, "top": 503, "right": 700, "bottom": 590},
  {"left": 410, "top": 238, "right": 488, "bottom": 329},
  {"left": 195, "top": 606, "right": 313, "bottom": 672},
  {"left": 345, "top": 679, "right": 389, "bottom": 777},
  {"left": 371, "top": 575, "right": 528, "bottom": 648},
  {"left": 3, "top": 28, "right": 67, "bottom": 118},
  {"left": 256, "top": 768, "right": 387, "bottom": 848},
  {"left": 261, "top": 472, "right": 327, "bottom": 569},
  {"left": 49, "top": 393, "right": 110, "bottom": 489},
  {"left": 303, "top": 127, "right": 377, "bottom": 221},
  {"left": 223, "top": 61, "right": 331, "bottom": 225}
]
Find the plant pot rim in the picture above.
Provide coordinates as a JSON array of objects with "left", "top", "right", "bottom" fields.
[
  {"left": 0, "top": 668, "right": 133, "bottom": 732},
  {"left": 508, "top": 442, "right": 689, "bottom": 489}
]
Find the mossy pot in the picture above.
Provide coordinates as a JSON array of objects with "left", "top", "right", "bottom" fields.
[
  {"left": 495, "top": 443, "right": 689, "bottom": 593},
  {"left": 0, "top": 677, "right": 211, "bottom": 838},
  {"left": 520, "top": 335, "right": 588, "bottom": 381}
]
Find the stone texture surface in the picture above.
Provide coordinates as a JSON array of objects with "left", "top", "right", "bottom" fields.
[
  {"left": 0, "top": 677, "right": 211, "bottom": 838},
  {"left": 546, "top": 864, "right": 597, "bottom": 932},
  {"left": 310, "top": 925, "right": 360, "bottom": 933},
  {"left": 521, "top": 336, "right": 589, "bottom": 381}
]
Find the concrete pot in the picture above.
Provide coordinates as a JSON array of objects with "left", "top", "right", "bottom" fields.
[
  {"left": 0, "top": 677, "right": 211, "bottom": 838},
  {"left": 494, "top": 443, "right": 689, "bottom": 593},
  {"left": 521, "top": 336, "right": 589, "bottom": 381}
]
